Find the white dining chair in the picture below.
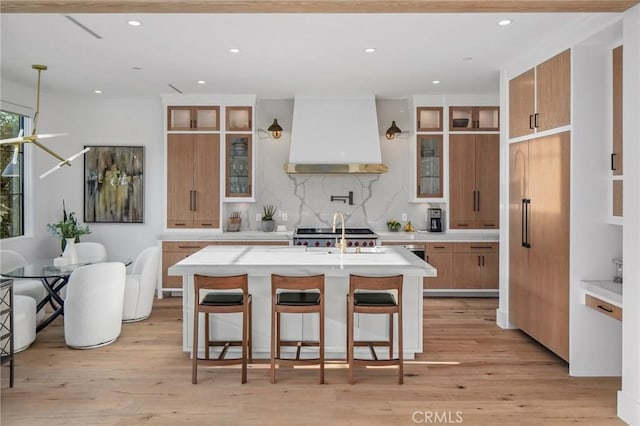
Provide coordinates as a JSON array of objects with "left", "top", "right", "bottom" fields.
[
  {"left": 63, "top": 262, "right": 126, "bottom": 349},
  {"left": 74, "top": 242, "right": 107, "bottom": 263},
  {"left": 122, "top": 246, "right": 160, "bottom": 322},
  {"left": 0, "top": 249, "right": 47, "bottom": 324}
]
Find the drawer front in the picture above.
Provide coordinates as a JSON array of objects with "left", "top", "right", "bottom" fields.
[
  {"left": 454, "top": 242, "right": 498, "bottom": 253},
  {"left": 162, "top": 241, "right": 208, "bottom": 252},
  {"left": 585, "top": 294, "right": 622, "bottom": 321},
  {"left": 213, "top": 241, "right": 289, "bottom": 246},
  {"left": 425, "top": 242, "right": 454, "bottom": 253}
]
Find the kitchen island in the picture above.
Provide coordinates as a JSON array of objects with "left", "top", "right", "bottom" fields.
[{"left": 168, "top": 244, "right": 436, "bottom": 359}]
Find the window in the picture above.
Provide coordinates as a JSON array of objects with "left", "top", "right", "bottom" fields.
[{"left": 0, "top": 110, "right": 26, "bottom": 239}]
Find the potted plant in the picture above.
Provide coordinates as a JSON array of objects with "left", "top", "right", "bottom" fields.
[
  {"left": 386, "top": 219, "right": 401, "bottom": 232},
  {"left": 47, "top": 201, "right": 91, "bottom": 252},
  {"left": 261, "top": 204, "right": 276, "bottom": 232}
]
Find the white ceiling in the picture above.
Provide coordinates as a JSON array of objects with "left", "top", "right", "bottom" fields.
[{"left": 0, "top": 12, "right": 618, "bottom": 99}]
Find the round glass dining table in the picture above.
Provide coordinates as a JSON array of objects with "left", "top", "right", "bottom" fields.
[{"left": 2, "top": 258, "right": 131, "bottom": 332}]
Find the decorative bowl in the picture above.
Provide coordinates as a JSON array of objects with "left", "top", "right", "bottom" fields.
[{"left": 452, "top": 118, "right": 469, "bottom": 128}]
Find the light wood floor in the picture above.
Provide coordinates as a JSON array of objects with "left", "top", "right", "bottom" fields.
[{"left": 1, "top": 297, "right": 623, "bottom": 425}]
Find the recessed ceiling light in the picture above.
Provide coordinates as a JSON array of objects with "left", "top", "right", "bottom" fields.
[
  {"left": 127, "top": 20, "right": 142, "bottom": 27},
  {"left": 94, "top": 90, "right": 103, "bottom": 94},
  {"left": 229, "top": 48, "right": 240, "bottom": 54},
  {"left": 364, "top": 48, "right": 376, "bottom": 53},
  {"left": 432, "top": 80, "right": 441, "bottom": 85},
  {"left": 498, "top": 19, "right": 512, "bottom": 26},
  {"left": 197, "top": 80, "right": 206, "bottom": 85},
  {"left": 462, "top": 57, "right": 473, "bottom": 62},
  {"left": 132, "top": 66, "right": 142, "bottom": 71}
]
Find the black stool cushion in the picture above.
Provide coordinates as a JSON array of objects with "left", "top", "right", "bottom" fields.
[
  {"left": 277, "top": 291, "right": 320, "bottom": 306},
  {"left": 201, "top": 292, "right": 245, "bottom": 306},
  {"left": 354, "top": 292, "right": 396, "bottom": 306}
]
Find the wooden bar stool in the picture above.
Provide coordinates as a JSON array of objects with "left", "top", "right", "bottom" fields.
[
  {"left": 192, "top": 274, "right": 252, "bottom": 384},
  {"left": 347, "top": 274, "right": 403, "bottom": 384},
  {"left": 271, "top": 274, "right": 325, "bottom": 384}
]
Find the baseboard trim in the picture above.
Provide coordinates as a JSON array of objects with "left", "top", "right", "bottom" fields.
[{"left": 618, "top": 390, "right": 640, "bottom": 425}]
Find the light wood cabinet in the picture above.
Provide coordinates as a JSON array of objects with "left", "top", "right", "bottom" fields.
[
  {"left": 167, "top": 106, "right": 220, "bottom": 131},
  {"left": 509, "top": 132, "right": 570, "bottom": 361},
  {"left": 416, "top": 135, "right": 443, "bottom": 198},
  {"left": 449, "top": 134, "right": 499, "bottom": 229},
  {"left": 452, "top": 243, "right": 499, "bottom": 289},
  {"left": 509, "top": 49, "right": 571, "bottom": 138},
  {"left": 225, "top": 134, "right": 253, "bottom": 198},
  {"left": 226, "top": 106, "right": 252, "bottom": 132},
  {"left": 449, "top": 106, "right": 499, "bottom": 131},
  {"left": 416, "top": 107, "right": 443, "bottom": 131},
  {"left": 585, "top": 294, "right": 622, "bottom": 321},
  {"left": 424, "top": 243, "right": 453, "bottom": 289},
  {"left": 167, "top": 133, "right": 220, "bottom": 228},
  {"left": 612, "top": 45, "right": 623, "bottom": 218}
]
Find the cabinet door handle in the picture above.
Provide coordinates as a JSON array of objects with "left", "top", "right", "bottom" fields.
[
  {"left": 529, "top": 114, "right": 534, "bottom": 129},
  {"left": 534, "top": 113, "right": 539, "bottom": 128},
  {"left": 482, "top": 255, "right": 485, "bottom": 266},
  {"left": 434, "top": 246, "right": 445, "bottom": 249},
  {"left": 477, "top": 190, "right": 480, "bottom": 212},
  {"left": 597, "top": 305, "right": 613, "bottom": 313},
  {"left": 178, "top": 245, "right": 201, "bottom": 249},
  {"left": 472, "top": 191, "right": 477, "bottom": 212},
  {"left": 189, "top": 190, "right": 195, "bottom": 211},
  {"left": 193, "top": 191, "right": 197, "bottom": 211},
  {"left": 478, "top": 255, "right": 481, "bottom": 266},
  {"left": 470, "top": 246, "right": 492, "bottom": 249},
  {"left": 524, "top": 199, "right": 531, "bottom": 248},
  {"left": 457, "top": 223, "right": 469, "bottom": 227},
  {"left": 521, "top": 198, "right": 528, "bottom": 248},
  {"left": 611, "top": 153, "right": 617, "bottom": 171},
  {"left": 426, "top": 255, "right": 429, "bottom": 263}
]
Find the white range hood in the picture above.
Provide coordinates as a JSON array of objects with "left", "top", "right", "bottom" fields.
[{"left": 284, "top": 95, "right": 388, "bottom": 174}]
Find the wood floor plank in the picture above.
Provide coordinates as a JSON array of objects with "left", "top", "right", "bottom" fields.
[{"left": 1, "top": 297, "right": 623, "bottom": 425}]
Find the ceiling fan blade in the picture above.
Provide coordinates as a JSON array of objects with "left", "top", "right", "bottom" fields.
[{"left": 39, "top": 147, "right": 90, "bottom": 179}]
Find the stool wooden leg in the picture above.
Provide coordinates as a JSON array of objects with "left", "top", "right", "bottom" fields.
[
  {"left": 347, "top": 296, "right": 354, "bottom": 385},
  {"left": 192, "top": 309, "right": 199, "bottom": 384},
  {"left": 204, "top": 312, "right": 210, "bottom": 360},
  {"left": 388, "top": 312, "right": 394, "bottom": 360},
  {"left": 242, "top": 303, "right": 248, "bottom": 384},
  {"left": 270, "top": 305, "right": 276, "bottom": 384},
  {"left": 248, "top": 297, "right": 253, "bottom": 364},
  {"left": 319, "top": 309, "right": 325, "bottom": 384},
  {"left": 398, "top": 311, "right": 403, "bottom": 385}
]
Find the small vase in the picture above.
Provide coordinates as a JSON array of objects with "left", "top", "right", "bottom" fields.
[
  {"left": 62, "top": 238, "right": 79, "bottom": 264},
  {"left": 261, "top": 220, "right": 275, "bottom": 232}
]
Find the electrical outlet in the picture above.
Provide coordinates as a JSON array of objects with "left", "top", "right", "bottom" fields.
[
  {"left": 282, "top": 213, "right": 288, "bottom": 222},
  {"left": 401, "top": 213, "right": 408, "bottom": 222},
  {"left": 256, "top": 213, "right": 261, "bottom": 221}
]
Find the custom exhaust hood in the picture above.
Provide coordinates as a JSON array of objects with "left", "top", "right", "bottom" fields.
[{"left": 284, "top": 95, "right": 388, "bottom": 174}]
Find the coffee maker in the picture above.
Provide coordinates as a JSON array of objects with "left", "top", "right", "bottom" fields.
[{"left": 428, "top": 208, "right": 443, "bottom": 232}]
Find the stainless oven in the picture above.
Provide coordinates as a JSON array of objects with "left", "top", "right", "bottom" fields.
[{"left": 403, "top": 244, "right": 425, "bottom": 260}]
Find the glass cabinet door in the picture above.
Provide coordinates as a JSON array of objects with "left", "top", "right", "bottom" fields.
[
  {"left": 226, "top": 135, "right": 252, "bottom": 197},
  {"left": 226, "top": 106, "right": 252, "bottom": 131},
  {"left": 417, "top": 135, "right": 443, "bottom": 198},
  {"left": 167, "top": 106, "right": 219, "bottom": 131}
]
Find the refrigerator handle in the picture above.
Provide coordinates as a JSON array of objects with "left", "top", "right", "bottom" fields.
[{"left": 524, "top": 199, "right": 531, "bottom": 248}]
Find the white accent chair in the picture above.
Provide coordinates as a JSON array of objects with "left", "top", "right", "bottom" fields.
[
  {"left": 75, "top": 242, "right": 107, "bottom": 263},
  {"left": 64, "top": 262, "right": 126, "bottom": 349},
  {"left": 122, "top": 246, "right": 160, "bottom": 322},
  {"left": 13, "top": 294, "right": 37, "bottom": 352},
  {"left": 0, "top": 250, "right": 47, "bottom": 323}
]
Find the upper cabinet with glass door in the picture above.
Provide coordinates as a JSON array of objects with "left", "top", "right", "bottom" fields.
[
  {"left": 417, "top": 107, "right": 443, "bottom": 131},
  {"left": 417, "top": 135, "right": 443, "bottom": 198},
  {"left": 225, "top": 134, "right": 252, "bottom": 198},
  {"left": 167, "top": 106, "right": 220, "bottom": 131},
  {"left": 226, "top": 106, "right": 253, "bottom": 132},
  {"left": 449, "top": 106, "right": 499, "bottom": 131}
]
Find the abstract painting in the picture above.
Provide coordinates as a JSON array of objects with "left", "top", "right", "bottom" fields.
[{"left": 84, "top": 146, "right": 144, "bottom": 223}]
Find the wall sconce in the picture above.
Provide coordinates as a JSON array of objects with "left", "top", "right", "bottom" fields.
[
  {"left": 385, "top": 121, "right": 402, "bottom": 140},
  {"left": 267, "top": 119, "right": 283, "bottom": 139}
]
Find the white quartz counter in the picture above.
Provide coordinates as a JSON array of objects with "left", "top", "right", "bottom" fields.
[
  {"left": 159, "top": 230, "right": 498, "bottom": 244},
  {"left": 581, "top": 280, "right": 623, "bottom": 308},
  {"left": 169, "top": 245, "right": 437, "bottom": 277}
]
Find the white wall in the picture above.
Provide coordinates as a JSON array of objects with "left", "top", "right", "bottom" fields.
[
  {"left": 619, "top": 5, "right": 640, "bottom": 424},
  {"left": 0, "top": 79, "right": 164, "bottom": 262}
]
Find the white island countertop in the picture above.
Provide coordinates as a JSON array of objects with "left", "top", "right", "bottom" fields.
[{"left": 169, "top": 244, "right": 437, "bottom": 277}]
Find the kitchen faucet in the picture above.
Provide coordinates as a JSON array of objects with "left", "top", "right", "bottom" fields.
[{"left": 332, "top": 210, "right": 347, "bottom": 254}]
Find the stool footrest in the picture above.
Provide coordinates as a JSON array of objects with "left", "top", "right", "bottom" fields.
[{"left": 353, "top": 358, "right": 402, "bottom": 366}]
